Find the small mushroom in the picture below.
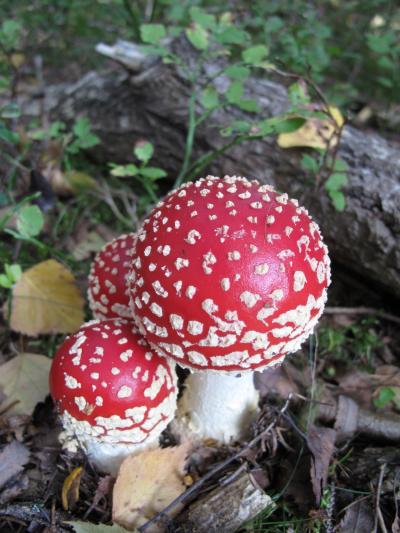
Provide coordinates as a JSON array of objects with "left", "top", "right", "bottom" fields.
[
  {"left": 129, "top": 175, "right": 330, "bottom": 442},
  {"left": 49, "top": 318, "right": 178, "bottom": 474},
  {"left": 88, "top": 233, "right": 136, "bottom": 320}
]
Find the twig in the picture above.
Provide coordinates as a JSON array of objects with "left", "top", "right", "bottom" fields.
[
  {"left": 324, "top": 306, "right": 400, "bottom": 325},
  {"left": 137, "top": 395, "right": 293, "bottom": 532},
  {"left": 373, "top": 463, "right": 387, "bottom": 533}
]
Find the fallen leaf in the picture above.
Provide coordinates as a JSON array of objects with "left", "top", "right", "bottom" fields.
[
  {"left": 113, "top": 443, "right": 191, "bottom": 530},
  {"left": 277, "top": 106, "right": 344, "bottom": 150},
  {"left": 338, "top": 499, "right": 374, "bottom": 533},
  {"left": 62, "top": 466, "right": 84, "bottom": 511},
  {"left": 8, "top": 259, "right": 85, "bottom": 336},
  {"left": 0, "top": 441, "right": 30, "bottom": 490},
  {"left": 0, "top": 353, "right": 52, "bottom": 415},
  {"left": 92, "top": 475, "right": 114, "bottom": 508},
  {"left": 68, "top": 522, "right": 133, "bottom": 533},
  {"left": 71, "top": 231, "right": 107, "bottom": 261},
  {"left": 307, "top": 425, "right": 336, "bottom": 505}
]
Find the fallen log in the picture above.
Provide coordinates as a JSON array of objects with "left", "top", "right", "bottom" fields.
[
  {"left": 18, "top": 39, "right": 400, "bottom": 298},
  {"left": 172, "top": 471, "right": 273, "bottom": 533}
]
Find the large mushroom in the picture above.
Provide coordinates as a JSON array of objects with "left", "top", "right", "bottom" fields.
[
  {"left": 129, "top": 175, "right": 330, "bottom": 443},
  {"left": 88, "top": 233, "right": 136, "bottom": 320},
  {"left": 50, "top": 318, "right": 178, "bottom": 474}
]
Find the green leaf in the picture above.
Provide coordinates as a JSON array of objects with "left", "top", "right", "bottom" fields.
[
  {"left": 201, "top": 87, "right": 219, "bottom": 109},
  {"left": 242, "top": 45, "right": 269, "bottom": 65},
  {"left": 0, "top": 123, "right": 19, "bottom": 144},
  {"left": 0, "top": 274, "right": 12, "bottom": 289},
  {"left": 73, "top": 117, "right": 91, "bottom": 138},
  {"left": 220, "top": 120, "right": 251, "bottom": 136},
  {"left": 5, "top": 264, "right": 22, "bottom": 284},
  {"left": 328, "top": 190, "right": 346, "bottom": 211},
  {"left": 288, "top": 82, "right": 310, "bottom": 106},
  {"left": 16, "top": 205, "right": 44, "bottom": 238},
  {"left": 333, "top": 158, "right": 348, "bottom": 173},
  {"left": 186, "top": 23, "right": 208, "bottom": 51},
  {"left": 373, "top": 387, "right": 395, "bottom": 409},
  {"left": 274, "top": 117, "right": 306, "bottom": 134},
  {"left": 224, "top": 65, "right": 250, "bottom": 80},
  {"left": 67, "top": 521, "right": 133, "bottom": 533},
  {"left": 237, "top": 99, "right": 260, "bottom": 113},
  {"left": 254, "top": 119, "right": 275, "bottom": 136},
  {"left": 189, "top": 7, "right": 216, "bottom": 29},
  {"left": 325, "top": 172, "right": 348, "bottom": 191},
  {"left": 226, "top": 81, "right": 243, "bottom": 104},
  {"left": 1, "top": 103, "right": 20, "bottom": 119},
  {"left": 134, "top": 142, "right": 154, "bottom": 163},
  {"left": 110, "top": 164, "right": 139, "bottom": 177},
  {"left": 140, "top": 167, "right": 167, "bottom": 179},
  {"left": 216, "top": 26, "right": 248, "bottom": 45},
  {"left": 301, "top": 154, "right": 319, "bottom": 174},
  {"left": 140, "top": 24, "right": 166, "bottom": 45}
]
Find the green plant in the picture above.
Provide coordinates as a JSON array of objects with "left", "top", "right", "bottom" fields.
[
  {"left": 110, "top": 140, "right": 167, "bottom": 203},
  {"left": 0, "top": 263, "right": 22, "bottom": 289}
]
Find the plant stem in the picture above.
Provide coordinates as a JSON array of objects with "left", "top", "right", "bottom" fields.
[
  {"left": 174, "top": 91, "right": 198, "bottom": 188},
  {"left": 123, "top": 0, "right": 142, "bottom": 41}
]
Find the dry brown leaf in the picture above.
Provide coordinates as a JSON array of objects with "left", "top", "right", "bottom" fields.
[
  {"left": 277, "top": 106, "right": 344, "bottom": 150},
  {"left": 0, "top": 353, "right": 52, "bottom": 416},
  {"left": 0, "top": 441, "right": 30, "bottom": 490},
  {"left": 113, "top": 443, "right": 191, "bottom": 531},
  {"left": 338, "top": 499, "right": 374, "bottom": 533},
  {"left": 8, "top": 259, "right": 85, "bottom": 336},
  {"left": 307, "top": 425, "right": 336, "bottom": 505}
]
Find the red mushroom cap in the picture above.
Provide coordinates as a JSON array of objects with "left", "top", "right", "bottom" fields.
[
  {"left": 88, "top": 233, "right": 136, "bottom": 320},
  {"left": 129, "top": 176, "right": 330, "bottom": 372},
  {"left": 50, "top": 318, "right": 177, "bottom": 444}
]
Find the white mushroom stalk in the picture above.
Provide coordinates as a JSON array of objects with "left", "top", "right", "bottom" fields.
[
  {"left": 178, "top": 371, "right": 260, "bottom": 442},
  {"left": 129, "top": 176, "right": 331, "bottom": 443}
]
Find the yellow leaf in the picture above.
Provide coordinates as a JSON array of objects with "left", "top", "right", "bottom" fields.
[
  {"left": 65, "top": 171, "right": 98, "bottom": 194},
  {"left": 277, "top": 106, "right": 344, "bottom": 150},
  {"left": 113, "top": 443, "right": 192, "bottom": 530},
  {"left": 10, "top": 53, "right": 25, "bottom": 68},
  {"left": 8, "top": 259, "right": 85, "bottom": 336},
  {"left": 62, "top": 466, "right": 84, "bottom": 511},
  {"left": 0, "top": 353, "right": 52, "bottom": 415}
]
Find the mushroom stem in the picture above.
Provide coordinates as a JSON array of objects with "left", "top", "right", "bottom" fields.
[{"left": 178, "top": 372, "right": 259, "bottom": 443}]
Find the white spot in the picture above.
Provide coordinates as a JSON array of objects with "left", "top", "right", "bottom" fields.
[
  {"left": 285, "top": 226, "right": 293, "bottom": 237},
  {"left": 240, "top": 291, "right": 261, "bottom": 308},
  {"left": 187, "top": 321, "right": 204, "bottom": 335},
  {"left": 170, "top": 314, "right": 184, "bottom": 330},
  {"left": 118, "top": 338, "right": 128, "bottom": 345},
  {"left": 254, "top": 263, "right": 269, "bottom": 275},
  {"left": 228, "top": 250, "right": 241, "bottom": 261},
  {"left": 150, "top": 302, "right": 163, "bottom": 317},
  {"left": 294, "top": 270, "right": 307, "bottom": 291},
  {"left": 91, "top": 372, "right": 99, "bottom": 380},
  {"left": 238, "top": 191, "right": 251, "bottom": 199},
  {"left": 120, "top": 349, "right": 133, "bottom": 362},
  {"left": 267, "top": 215, "right": 275, "bottom": 224},
  {"left": 202, "top": 251, "right": 217, "bottom": 274},
  {"left": 152, "top": 280, "right": 168, "bottom": 298},
  {"left": 270, "top": 289, "right": 284, "bottom": 301},
  {"left": 75, "top": 397, "right": 87, "bottom": 412},
  {"left": 117, "top": 386, "right": 132, "bottom": 398},
  {"left": 111, "top": 367, "right": 120, "bottom": 375},
  {"left": 186, "top": 285, "right": 196, "bottom": 299},
  {"left": 173, "top": 280, "right": 182, "bottom": 295},
  {"left": 185, "top": 229, "right": 201, "bottom": 244},
  {"left": 221, "top": 278, "right": 230, "bottom": 291},
  {"left": 96, "top": 396, "right": 103, "bottom": 406},
  {"left": 175, "top": 257, "right": 189, "bottom": 270},
  {"left": 250, "top": 201, "right": 262, "bottom": 209},
  {"left": 65, "top": 375, "right": 80, "bottom": 389}
]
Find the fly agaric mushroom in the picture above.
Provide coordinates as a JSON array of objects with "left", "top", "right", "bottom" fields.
[
  {"left": 129, "top": 175, "right": 330, "bottom": 442},
  {"left": 50, "top": 318, "right": 178, "bottom": 474},
  {"left": 88, "top": 233, "right": 136, "bottom": 320}
]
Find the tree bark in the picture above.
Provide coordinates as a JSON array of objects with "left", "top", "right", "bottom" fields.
[{"left": 20, "top": 40, "right": 400, "bottom": 299}]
